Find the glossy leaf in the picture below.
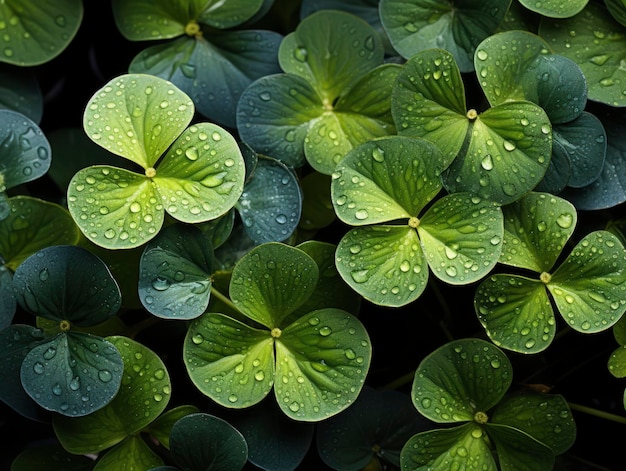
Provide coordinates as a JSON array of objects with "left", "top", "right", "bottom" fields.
[
  {"left": 0, "top": 264, "right": 15, "bottom": 327},
  {"left": 10, "top": 444, "right": 94, "bottom": 470},
  {"left": 519, "top": 0, "right": 587, "bottom": 18},
  {"left": 93, "top": 436, "right": 163, "bottom": 471},
  {"left": 475, "top": 274, "right": 556, "bottom": 354},
  {"left": 0, "top": 324, "right": 46, "bottom": 420},
  {"left": 379, "top": 0, "right": 510, "bottom": 72},
  {"left": 275, "top": 308, "right": 371, "bottom": 421},
  {"left": 169, "top": 413, "right": 248, "bottom": 471},
  {"left": 0, "top": 109, "right": 51, "bottom": 191},
  {"left": 184, "top": 313, "right": 275, "bottom": 409},
  {"left": 412, "top": 338, "right": 512, "bottom": 423},
  {"left": 0, "top": 0, "right": 83, "bottom": 66},
  {"left": 335, "top": 225, "right": 428, "bottom": 307},
  {"left": 139, "top": 224, "right": 214, "bottom": 320},
  {"left": 0, "top": 196, "right": 81, "bottom": 271},
  {"left": 278, "top": 10, "right": 383, "bottom": 102},
  {"left": 129, "top": 31, "right": 282, "bottom": 128},
  {"left": 475, "top": 30, "right": 588, "bottom": 123},
  {"left": 331, "top": 136, "right": 443, "bottom": 226},
  {"left": 604, "top": 0, "right": 626, "bottom": 25},
  {"left": 299, "top": 171, "right": 335, "bottom": 230},
  {"left": 419, "top": 193, "right": 504, "bottom": 285},
  {"left": 491, "top": 392, "right": 576, "bottom": 455},
  {"left": 21, "top": 332, "right": 123, "bottom": 416},
  {"left": 145, "top": 404, "right": 200, "bottom": 451},
  {"left": 229, "top": 242, "right": 319, "bottom": 328},
  {"left": 499, "top": 192, "right": 577, "bottom": 272},
  {"left": 400, "top": 423, "right": 496, "bottom": 471},
  {"left": 0, "top": 65, "right": 43, "bottom": 122},
  {"left": 236, "top": 156, "right": 302, "bottom": 244},
  {"left": 53, "top": 336, "right": 171, "bottom": 453},
  {"left": 317, "top": 386, "right": 429, "bottom": 470},
  {"left": 549, "top": 230, "right": 626, "bottom": 333},
  {"left": 12, "top": 245, "right": 121, "bottom": 326},
  {"left": 442, "top": 102, "right": 552, "bottom": 205},
  {"left": 539, "top": 2, "right": 626, "bottom": 107},
  {"left": 484, "top": 423, "right": 555, "bottom": 471},
  {"left": 392, "top": 48, "right": 468, "bottom": 167},
  {"left": 608, "top": 345, "right": 626, "bottom": 378},
  {"left": 535, "top": 141, "right": 571, "bottom": 194},
  {"left": 83, "top": 74, "right": 193, "bottom": 168}
]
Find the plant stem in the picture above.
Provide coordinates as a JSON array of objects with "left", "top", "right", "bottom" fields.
[
  {"left": 210, "top": 286, "right": 238, "bottom": 312},
  {"left": 568, "top": 402, "right": 626, "bottom": 425},
  {"left": 379, "top": 369, "right": 416, "bottom": 391}
]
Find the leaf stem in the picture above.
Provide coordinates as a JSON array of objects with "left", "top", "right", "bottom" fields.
[
  {"left": 568, "top": 402, "right": 626, "bottom": 425},
  {"left": 210, "top": 286, "right": 238, "bottom": 312}
]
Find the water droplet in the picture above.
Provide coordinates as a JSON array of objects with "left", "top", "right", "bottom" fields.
[
  {"left": 185, "top": 147, "right": 199, "bottom": 160},
  {"left": 476, "top": 50, "right": 488, "bottom": 61},
  {"left": 350, "top": 269, "right": 370, "bottom": 283},
  {"left": 259, "top": 92, "right": 271, "bottom": 101},
  {"left": 344, "top": 348, "right": 356, "bottom": 359},
  {"left": 228, "top": 394, "right": 238, "bottom": 403},
  {"left": 503, "top": 140, "right": 516, "bottom": 151},
  {"left": 481, "top": 154, "right": 494, "bottom": 170},
  {"left": 152, "top": 277, "right": 171, "bottom": 291},
  {"left": 294, "top": 47, "right": 308, "bottom": 62},
  {"left": 372, "top": 147, "right": 385, "bottom": 162},
  {"left": 354, "top": 209, "right": 369, "bottom": 220},
  {"left": 43, "top": 347, "right": 57, "bottom": 360},
  {"left": 400, "top": 260, "right": 411, "bottom": 272},
  {"left": 289, "top": 401, "right": 300, "bottom": 412},
  {"left": 130, "top": 202, "right": 141, "bottom": 213},
  {"left": 275, "top": 214, "right": 287, "bottom": 224},
  {"left": 319, "top": 326, "right": 332, "bottom": 336},
  {"left": 39, "top": 268, "right": 49, "bottom": 281},
  {"left": 556, "top": 213, "right": 573, "bottom": 229},
  {"left": 445, "top": 266, "right": 458, "bottom": 277},
  {"left": 421, "top": 397, "right": 432, "bottom": 408},
  {"left": 98, "top": 369, "right": 113, "bottom": 383},
  {"left": 33, "top": 362, "right": 45, "bottom": 374}
]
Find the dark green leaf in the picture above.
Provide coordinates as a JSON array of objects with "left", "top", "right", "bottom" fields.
[
  {"left": 0, "top": 109, "right": 50, "bottom": 190},
  {"left": 197, "top": 0, "right": 264, "bottom": 29},
  {"left": 549, "top": 230, "right": 626, "bottom": 333},
  {"left": 475, "top": 274, "right": 556, "bottom": 354},
  {"left": 53, "top": 335, "right": 171, "bottom": 452},
  {"left": 112, "top": 0, "right": 189, "bottom": 40},
  {"left": 197, "top": 209, "right": 235, "bottom": 250},
  {"left": 519, "top": 0, "right": 587, "bottom": 18},
  {"left": 90, "top": 436, "right": 163, "bottom": 470},
  {"left": 299, "top": 171, "right": 335, "bottom": 230},
  {"left": 0, "top": 264, "right": 16, "bottom": 327},
  {"left": 10, "top": 444, "right": 94, "bottom": 471},
  {"left": 484, "top": 423, "right": 555, "bottom": 471},
  {"left": 608, "top": 345, "right": 626, "bottom": 378},
  {"left": 535, "top": 139, "right": 572, "bottom": 194},
  {"left": 22, "top": 332, "right": 123, "bottom": 416},
  {"left": 229, "top": 242, "right": 319, "bottom": 328},
  {"left": 0, "top": 65, "right": 43, "bottom": 122},
  {"left": 139, "top": 224, "right": 214, "bottom": 320},
  {"left": 276, "top": 308, "right": 371, "bottom": 421},
  {"left": 13, "top": 245, "right": 121, "bottom": 326},
  {"left": 335, "top": 225, "right": 428, "bottom": 307},
  {"left": 0, "top": 0, "right": 83, "bottom": 66},
  {"left": 419, "top": 193, "right": 504, "bottom": 284},
  {"left": 400, "top": 423, "right": 496, "bottom": 470},
  {"left": 604, "top": 0, "right": 626, "bottom": 25},
  {"left": 500, "top": 192, "right": 577, "bottom": 272},
  {"left": 145, "top": 404, "right": 200, "bottom": 450},
  {"left": 412, "top": 338, "right": 512, "bottom": 423},
  {"left": 170, "top": 413, "right": 248, "bottom": 471},
  {"left": 380, "top": 0, "right": 509, "bottom": 72},
  {"left": 236, "top": 156, "right": 302, "bottom": 244},
  {"left": 491, "top": 392, "right": 576, "bottom": 454}
]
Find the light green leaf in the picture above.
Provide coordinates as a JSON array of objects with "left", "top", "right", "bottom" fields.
[
  {"left": 53, "top": 336, "right": 170, "bottom": 453},
  {"left": 608, "top": 345, "right": 626, "bottom": 378},
  {"left": 331, "top": 136, "right": 443, "bottom": 226},
  {"left": 184, "top": 313, "right": 275, "bottom": 409},
  {"left": 197, "top": 0, "right": 264, "bottom": 29},
  {"left": 519, "top": 0, "right": 588, "bottom": 18},
  {"left": 276, "top": 308, "right": 371, "bottom": 421},
  {"left": 83, "top": 74, "right": 194, "bottom": 169},
  {"left": 154, "top": 123, "right": 245, "bottom": 223},
  {"left": 443, "top": 102, "right": 552, "bottom": 205},
  {"left": 0, "top": 196, "right": 80, "bottom": 271},
  {"left": 380, "top": 0, "right": 510, "bottom": 72},
  {"left": 500, "top": 192, "right": 577, "bottom": 272},
  {"left": 67, "top": 166, "right": 164, "bottom": 250},
  {"left": 229, "top": 242, "right": 319, "bottom": 328},
  {"left": 412, "top": 338, "right": 512, "bottom": 423},
  {"left": 92, "top": 435, "right": 163, "bottom": 471},
  {"left": 539, "top": 2, "right": 626, "bottom": 107},
  {"left": 335, "top": 225, "right": 428, "bottom": 307},
  {"left": 0, "top": 0, "right": 83, "bottom": 66},
  {"left": 419, "top": 193, "right": 503, "bottom": 285},
  {"left": 549, "top": 230, "right": 626, "bottom": 333},
  {"left": 112, "top": 0, "right": 189, "bottom": 40},
  {"left": 485, "top": 423, "right": 555, "bottom": 471},
  {"left": 392, "top": 48, "right": 468, "bottom": 168},
  {"left": 400, "top": 423, "right": 496, "bottom": 471},
  {"left": 279, "top": 10, "right": 383, "bottom": 103},
  {"left": 474, "top": 274, "right": 556, "bottom": 354}
]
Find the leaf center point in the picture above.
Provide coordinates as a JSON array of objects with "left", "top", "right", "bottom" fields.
[
  {"left": 540, "top": 271, "right": 552, "bottom": 284},
  {"left": 474, "top": 411, "right": 488, "bottom": 424},
  {"left": 271, "top": 327, "right": 282, "bottom": 338},
  {"left": 145, "top": 167, "right": 157, "bottom": 178},
  {"left": 59, "top": 320, "right": 71, "bottom": 332},
  {"left": 408, "top": 216, "right": 420, "bottom": 228},
  {"left": 466, "top": 109, "right": 478, "bottom": 120},
  {"left": 185, "top": 20, "right": 202, "bottom": 38}
]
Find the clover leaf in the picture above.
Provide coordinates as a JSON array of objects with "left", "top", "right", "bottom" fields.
[
  {"left": 379, "top": 0, "right": 510, "bottom": 72},
  {"left": 332, "top": 136, "right": 504, "bottom": 307},
  {"left": 401, "top": 338, "right": 575, "bottom": 470},
  {"left": 392, "top": 48, "right": 552, "bottom": 205},
  {"left": 475, "top": 193, "right": 626, "bottom": 353},
  {"left": 184, "top": 242, "right": 371, "bottom": 421},
  {"left": 237, "top": 10, "right": 398, "bottom": 174},
  {"left": 519, "top": 0, "right": 588, "bottom": 18},
  {"left": 53, "top": 336, "right": 172, "bottom": 469},
  {"left": 12, "top": 245, "right": 124, "bottom": 416},
  {"left": 67, "top": 73, "right": 245, "bottom": 249}
]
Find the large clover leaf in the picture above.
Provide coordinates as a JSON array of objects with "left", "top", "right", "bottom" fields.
[
  {"left": 12, "top": 246, "right": 124, "bottom": 416},
  {"left": 401, "top": 339, "right": 575, "bottom": 470},
  {"left": 392, "top": 48, "right": 552, "bottom": 205},
  {"left": 0, "top": 0, "right": 83, "bottom": 66},
  {"left": 539, "top": 2, "right": 626, "bottom": 107},
  {"left": 475, "top": 193, "right": 626, "bottom": 353},
  {"left": 113, "top": 0, "right": 280, "bottom": 128},
  {"left": 379, "top": 0, "right": 510, "bottom": 72},
  {"left": 237, "top": 10, "right": 398, "bottom": 174},
  {"left": 332, "top": 136, "right": 503, "bottom": 307},
  {"left": 67, "top": 74, "right": 245, "bottom": 249},
  {"left": 184, "top": 242, "right": 371, "bottom": 421}
]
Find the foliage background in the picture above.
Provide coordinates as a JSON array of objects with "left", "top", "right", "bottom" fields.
[{"left": 1, "top": 0, "right": 625, "bottom": 470}]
